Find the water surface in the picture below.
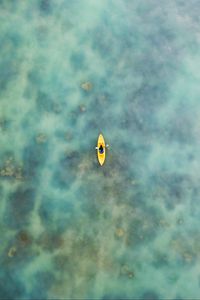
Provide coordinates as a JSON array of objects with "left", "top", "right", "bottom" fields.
[{"left": 1, "top": 0, "right": 200, "bottom": 299}]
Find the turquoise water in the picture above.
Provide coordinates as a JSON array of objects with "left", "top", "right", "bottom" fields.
[{"left": 1, "top": 0, "right": 200, "bottom": 299}]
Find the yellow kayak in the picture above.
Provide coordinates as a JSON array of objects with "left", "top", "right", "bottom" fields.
[{"left": 97, "top": 133, "right": 106, "bottom": 166}]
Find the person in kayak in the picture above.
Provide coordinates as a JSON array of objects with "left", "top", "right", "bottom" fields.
[
  {"left": 99, "top": 144, "right": 104, "bottom": 154},
  {"left": 95, "top": 144, "right": 109, "bottom": 153}
]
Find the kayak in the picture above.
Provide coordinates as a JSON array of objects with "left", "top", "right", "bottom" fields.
[{"left": 97, "top": 133, "right": 106, "bottom": 166}]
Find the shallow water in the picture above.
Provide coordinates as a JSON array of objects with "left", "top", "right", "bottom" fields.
[{"left": 1, "top": 0, "right": 200, "bottom": 299}]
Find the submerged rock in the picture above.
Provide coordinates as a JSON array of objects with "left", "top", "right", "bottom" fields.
[
  {"left": 36, "top": 133, "right": 47, "bottom": 144},
  {"left": 79, "top": 104, "right": 86, "bottom": 112},
  {"left": 177, "top": 218, "right": 184, "bottom": 225},
  {"left": 115, "top": 228, "right": 125, "bottom": 238},
  {"left": 81, "top": 81, "right": 92, "bottom": 91},
  {"left": 0, "top": 158, "right": 23, "bottom": 179},
  {"left": 17, "top": 230, "right": 32, "bottom": 246},
  {"left": 8, "top": 246, "right": 17, "bottom": 258},
  {"left": 120, "top": 264, "right": 135, "bottom": 279},
  {"left": 128, "top": 271, "right": 134, "bottom": 278}
]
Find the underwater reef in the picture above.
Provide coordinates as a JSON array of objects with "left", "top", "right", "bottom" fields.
[{"left": 1, "top": 0, "right": 200, "bottom": 299}]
